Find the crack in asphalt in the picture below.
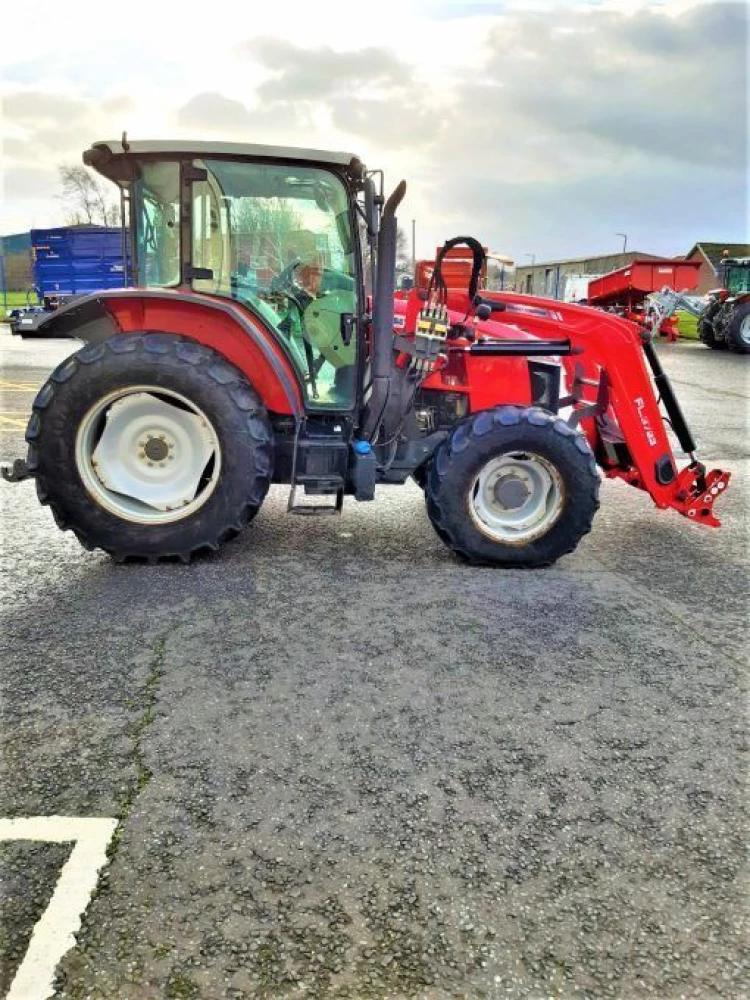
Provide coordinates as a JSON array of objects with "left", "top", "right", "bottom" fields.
[
  {"left": 581, "top": 552, "right": 747, "bottom": 669},
  {"left": 38, "top": 630, "right": 171, "bottom": 998},
  {"left": 115, "top": 636, "right": 168, "bottom": 854},
  {"left": 668, "top": 377, "right": 749, "bottom": 401},
  {"left": 65, "top": 634, "right": 170, "bottom": 884},
  {"left": 51, "top": 634, "right": 170, "bottom": 1000}
]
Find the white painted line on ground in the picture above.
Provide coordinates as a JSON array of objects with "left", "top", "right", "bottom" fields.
[{"left": 0, "top": 816, "right": 118, "bottom": 1000}]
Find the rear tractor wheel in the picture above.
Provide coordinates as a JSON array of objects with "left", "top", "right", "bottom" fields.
[
  {"left": 726, "top": 302, "right": 750, "bottom": 354},
  {"left": 425, "top": 406, "right": 600, "bottom": 567},
  {"left": 26, "top": 333, "right": 273, "bottom": 562}
]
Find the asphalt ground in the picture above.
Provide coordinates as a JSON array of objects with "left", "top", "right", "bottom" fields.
[{"left": 1, "top": 324, "right": 748, "bottom": 999}]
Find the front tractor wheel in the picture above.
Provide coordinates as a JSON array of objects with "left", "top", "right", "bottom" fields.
[
  {"left": 26, "top": 333, "right": 273, "bottom": 562},
  {"left": 698, "top": 304, "right": 727, "bottom": 351},
  {"left": 425, "top": 407, "right": 600, "bottom": 567}
]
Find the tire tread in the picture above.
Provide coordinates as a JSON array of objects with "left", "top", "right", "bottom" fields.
[
  {"left": 425, "top": 405, "right": 600, "bottom": 567},
  {"left": 27, "top": 333, "right": 273, "bottom": 563}
]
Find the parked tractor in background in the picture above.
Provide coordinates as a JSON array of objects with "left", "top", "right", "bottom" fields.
[
  {"left": 698, "top": 257, "right": 750, "bottom": 353},
  {"left": 1, "top": 138, "right": 731, "bottom": 566}
]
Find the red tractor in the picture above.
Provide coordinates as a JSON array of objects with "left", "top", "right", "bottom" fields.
[{"left": 1, "top": 138, "right": 731, "bottom": 566}]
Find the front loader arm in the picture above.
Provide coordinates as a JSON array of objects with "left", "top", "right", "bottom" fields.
[{"left": 477, "top": 292, "right": 731, "bottom": 526}]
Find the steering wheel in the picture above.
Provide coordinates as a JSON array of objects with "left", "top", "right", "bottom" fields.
[{"left": 270, "top": 257, "right": 304, "bottom": 298}]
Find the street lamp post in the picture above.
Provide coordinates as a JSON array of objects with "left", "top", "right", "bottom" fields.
[
  {"left": 0, "top": 253, "right": 6, "bottom": 314},
  {"left": 616, "top": 232, "right": 628, "bottom": 255},
  {"left": 524, "top": 253, "right": 536, "bottom": 294}
]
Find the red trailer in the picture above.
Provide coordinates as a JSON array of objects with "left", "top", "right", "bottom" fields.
[
  {"left": 414, "top": 245, "right": 488, "bottom": 296},
  {"left": 587, "top": 259, "right": 701, "bottom": 340}
]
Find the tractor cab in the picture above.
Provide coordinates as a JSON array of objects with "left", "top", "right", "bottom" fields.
[
  {"left": 86, "top": 141, "right": 371, "bottom": 411},
  {"left": 720, "top": 257, "right": 750, "bottom": 297}
]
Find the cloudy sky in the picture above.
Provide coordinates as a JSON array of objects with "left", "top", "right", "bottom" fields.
[{"left": 1, "top": 0, "right": 746, "bottom": 264}]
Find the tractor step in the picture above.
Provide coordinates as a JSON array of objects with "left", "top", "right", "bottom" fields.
[
  {"left": 287, "top": 423, "right": 350, "bottom": 514},
  {"left": 288, "top": 475, "right": 344, "bottom": 515}
]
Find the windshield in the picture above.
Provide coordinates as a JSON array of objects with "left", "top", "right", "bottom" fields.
[
  {"left": 192, "top": 159, "right": 358, "bottom": 408},
  {"left": 726, "top": 265, "right": 750, "bottom": 294}
]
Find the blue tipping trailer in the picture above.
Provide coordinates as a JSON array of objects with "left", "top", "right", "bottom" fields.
[
  {"left": 10, "top": 225, "right": 130, "bottom": 337},
  {"left": 31, "top": 226, "right": 128, "bottom": 307}
]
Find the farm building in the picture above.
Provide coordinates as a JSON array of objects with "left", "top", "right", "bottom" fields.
[
  {"left": 514, "top": 251, "right": 663, "bottom": 300},
  {"left": 514, "top": 242, "right": 750, "bottom": 301}
]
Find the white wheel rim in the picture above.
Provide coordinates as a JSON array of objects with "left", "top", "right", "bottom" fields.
[
  {"left": 469, "top": 451, "right": 564, "bottom": 544},
  {"left": 740, "top": 314, "right": 750, "bottom": 344},
  {"left": 75, "top": 386, "right": 221, "bottom": 524}
]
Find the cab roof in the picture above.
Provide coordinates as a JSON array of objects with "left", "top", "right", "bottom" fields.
[{"left": 83, "top": 139, "right": 365, "bottom": 184}]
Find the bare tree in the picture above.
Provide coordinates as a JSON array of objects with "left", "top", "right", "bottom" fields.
[
  {"left": 231, "top": 197, "right": 304, "bottom": 271},
  {"left": 58, "top": 165, "right": 119, "bottom": 227},
  {"left": 395, "top": 226, "right": 412, "bottom": 273}
]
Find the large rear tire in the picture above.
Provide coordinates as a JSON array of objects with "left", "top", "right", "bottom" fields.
[
  {"left": 26, "top": 333, "right": 273, "bottom": 562},
  {"left": 425, "top": 406, "right": 600, "bottom": 567},
  {"left": 726, "top": 302, "right": 750, "bottom": 354}
]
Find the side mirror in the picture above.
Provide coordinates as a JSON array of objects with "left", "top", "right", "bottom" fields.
[{"left": 364, "top": 177, "right": 379, "bottom": 238}]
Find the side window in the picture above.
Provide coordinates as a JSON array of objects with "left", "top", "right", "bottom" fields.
[
  {"left": 191, "top": 166, "right": 232, "bottom": 298},
  {"left": 134, "top": 162, "right": 180, "bottom": 287}
]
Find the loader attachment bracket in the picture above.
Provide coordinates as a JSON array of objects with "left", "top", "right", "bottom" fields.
[
  {"left": 560, "top": 363, "right": 610, "bottom": 428},
  {"left": 672, "top": 465, "right": 731, "bottom": 527},
  {"left": 609, "top": 463, "right": 731, "bottom": 527}
]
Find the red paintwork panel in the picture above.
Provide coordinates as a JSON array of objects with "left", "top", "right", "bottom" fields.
[
  {"left": 104, "top": 294, "right": 302, "bottom": 415},
  {"left": 415, "top": 350, "right": 531, "bottom": 410}
]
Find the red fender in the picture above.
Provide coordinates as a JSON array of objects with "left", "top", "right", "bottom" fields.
[{"left": 30, "top": 288, "right": 304, "bottom": 417}]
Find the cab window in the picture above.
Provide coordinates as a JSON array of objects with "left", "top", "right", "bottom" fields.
[
  {"left": 133, "top": 162, "right": 180, "bottom": 287},
  {"left": 191, "top": 159, "right": 358, "bottom": 409}
]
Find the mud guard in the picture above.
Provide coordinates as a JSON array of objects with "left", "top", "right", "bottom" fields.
[{"left": 28, "top": 289, "right": 304, "bottom": 419}]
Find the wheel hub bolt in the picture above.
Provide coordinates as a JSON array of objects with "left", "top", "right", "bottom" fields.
[
  {"left": 143, "top": 436, "right": 170, "bottom": 462},
  {"left": 494, "top": 475, "right": 530, "bottom": 510}
]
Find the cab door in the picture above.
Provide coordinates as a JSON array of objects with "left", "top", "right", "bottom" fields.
[{"left": 191, "top": 158, "right": 360, "bottom": 410}]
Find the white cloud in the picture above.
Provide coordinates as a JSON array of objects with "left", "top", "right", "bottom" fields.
[{"left": 0, "top": 0, "right": 746, "bottom": 258}]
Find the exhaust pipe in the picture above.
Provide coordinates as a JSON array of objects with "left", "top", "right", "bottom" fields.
[{"left": 362, "top": 179, "right": 407, "bottom": 440}]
